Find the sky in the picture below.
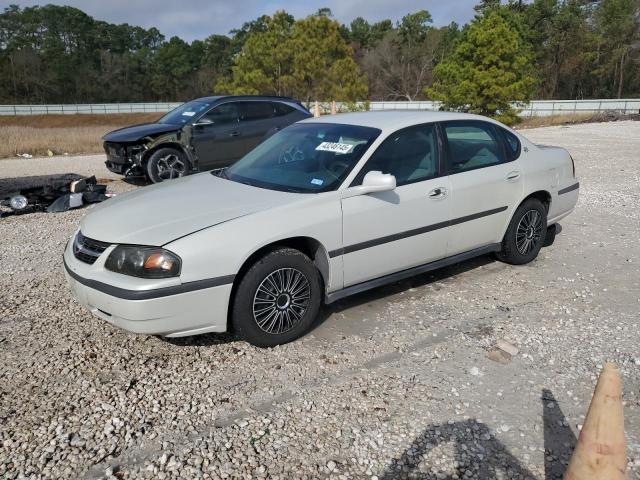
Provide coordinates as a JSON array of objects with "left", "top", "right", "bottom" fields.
[{"left": 4, "top": 0, "right": 479, "bottom": 41}]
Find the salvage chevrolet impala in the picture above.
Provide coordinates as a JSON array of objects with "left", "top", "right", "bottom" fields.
[{"left": 64, "top": 111, "right": 579, "bottom": 347}]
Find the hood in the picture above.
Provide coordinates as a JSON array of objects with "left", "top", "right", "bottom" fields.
[
  {"left": 80, "top": 173, "right": 297, "bottom": 245},
  {"left": 103, "top": 123, "right": 180, "bottom": 143}
]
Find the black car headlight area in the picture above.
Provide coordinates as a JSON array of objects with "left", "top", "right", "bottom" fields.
[{"left": 105, "top": 246, "right": 181, "bottom": 279}]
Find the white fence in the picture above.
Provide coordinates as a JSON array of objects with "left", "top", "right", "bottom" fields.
[
  {"left": 1, "top": 99, "right": 639, "bottom": 117},
  {"left": 0, "top": 102, "right": 182, "bottom": 115}
]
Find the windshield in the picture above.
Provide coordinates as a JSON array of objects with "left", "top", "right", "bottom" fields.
[
  {"left": 223, "top": 123, "right": 381, "bottom": 193},
  {"left": 158, "top": 101, "right": 211, "bottom": 125}
]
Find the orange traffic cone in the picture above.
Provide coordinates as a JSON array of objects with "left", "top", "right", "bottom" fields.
[
  {"left": 330, "top": 101, "right": 337, "bottom": 115},
  {"left": 564, "top": 363, "right": 627, "bottom": 480},
  {"left": 313, "top": 100, "right": 320, "bottom": 118}
]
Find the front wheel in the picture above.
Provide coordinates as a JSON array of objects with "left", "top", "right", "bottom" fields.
[
  {"left": 496, "top": 198, "right": 547, "bottom": 265},
  {"left": 231, "top": 248, "right": 322, "bottom": 347},
  {"left": 146, "top": 147, "right": 188, "bottom": 183}
]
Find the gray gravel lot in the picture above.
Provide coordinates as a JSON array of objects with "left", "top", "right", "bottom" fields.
[{"left": 1, "top": 121, "right": 639, "bottom": 479}]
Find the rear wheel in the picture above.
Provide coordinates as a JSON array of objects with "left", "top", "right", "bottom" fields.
[
  {"left": 146, "top": 147, "right": 188, "bottom": 183},
  {"left": 497, "top": 198, "right": 547, "bottom": 265},
  {"left": 232, "top": 248, "right": 322, "bottom": 347}
]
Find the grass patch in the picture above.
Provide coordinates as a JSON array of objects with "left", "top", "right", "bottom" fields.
[
  {"left": 516, "top": 113, "right": 596, "bottom": 129},
  {"left": 0, "top": 113, "right": 163, "bottom": 158}
]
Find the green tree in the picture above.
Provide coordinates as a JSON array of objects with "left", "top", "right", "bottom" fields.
[
  {"left": 216, "top": 11, "right": 295, "bottom": 96},
  {"left": 521, "top": 0, "right": 595, "bottom": 99},
  {"left": 594, "top": 0, "right": 640, "bottom": 98},
  {"left": 398, "top": 10, "right": 433, "bottom": 44},
  {"left": 427, "top": 12, "right": 536, "bottom": 124},
  {"left": 149, "top": 36, "right": 200, "bottom": 100},
  {"left": 218, "top": 11, "right": 367, "bottom": 101},
  {"left": 360, "top": 12, "right": 456, "bottom": 100}
]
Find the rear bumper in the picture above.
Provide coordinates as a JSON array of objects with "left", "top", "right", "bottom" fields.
[
  {"left": 549, "top": 181, "right": 579, "bottom": 224},
  {"left": 63, "top": 246, "right": 232, "bottom": 337}
]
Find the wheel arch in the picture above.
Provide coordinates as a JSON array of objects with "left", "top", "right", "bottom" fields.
[
  {"left": 522, "top": 190, "right": 552, "bottom": 213},
  {"left": 499, "top": 190, "right": 552, "bottom": 241},
  {"left": 233, "top": 236, "right": 330, "bottom": 291},
  {"left": 142, "top": 142, "right": 193, "bottom": 169},
  {"left": 226, "top": 236, "right": 331, "bottom": 330}
]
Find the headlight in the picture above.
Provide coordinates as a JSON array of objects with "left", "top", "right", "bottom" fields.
[
  {"left": 9, "top": 195, "right": 28, "bottom": 211},
  {"left": 105, "top": 246, "right": 181, "bottom": 278}
]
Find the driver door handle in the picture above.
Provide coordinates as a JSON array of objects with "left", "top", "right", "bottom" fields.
[
  {"left": 507, "top": 170, "right": 521, "bottom": 181},
  {"left": 428, "top": 187, "right": 447, "bottom": 199},
  {"left": 229, "top": 131, "right": 240, "bottom": 137}
]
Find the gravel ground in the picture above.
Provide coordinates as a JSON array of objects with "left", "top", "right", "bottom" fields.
[{"left": 1, "top": 121, "right": 639, "bottom": 479}]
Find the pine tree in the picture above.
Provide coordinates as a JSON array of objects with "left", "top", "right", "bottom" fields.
[{"left": 427, "top": 12, "right": 536, "bottom": 124}]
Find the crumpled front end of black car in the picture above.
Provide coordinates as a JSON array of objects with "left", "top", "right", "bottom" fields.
[{"left": 104, "top": 142, "right": 147, "bottom": 176}]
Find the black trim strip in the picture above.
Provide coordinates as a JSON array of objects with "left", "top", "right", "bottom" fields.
[
  {"left": 64, "top": 259, "right": 234, "bottom": 300},
  {"left": 329, "top": 206, "right": 507, "bottom": 258},
  {"left": 558, "top": 182, "right": 579, "bottom": 195},
  {"left": 326, "top": 243, "right": 501, "bottom": 304}
]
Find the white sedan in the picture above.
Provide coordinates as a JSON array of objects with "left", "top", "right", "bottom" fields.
[{"left": 64, "top": 111, "right": 579, "bottom": 347}]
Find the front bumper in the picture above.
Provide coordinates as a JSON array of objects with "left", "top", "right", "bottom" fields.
[
  {"left": 63, "top": 241, "right": 232, "bottom": 337},
  {"left": 103, "top": 142, "right": 144, "bottom": 176}
]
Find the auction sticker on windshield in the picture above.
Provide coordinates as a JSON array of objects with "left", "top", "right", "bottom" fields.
[{"left": 315, "top": 142, "right": 354, "bottom": 154}]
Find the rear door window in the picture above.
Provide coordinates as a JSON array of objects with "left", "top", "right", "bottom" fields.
[
  {"left": 442, "top": 121, "right": 505, "bottom": 174},
  {"left": 240, "top": 101, "right": 276, "bottom": 122}
]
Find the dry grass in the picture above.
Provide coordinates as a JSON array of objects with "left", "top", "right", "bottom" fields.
[
  {"left": 0, "top": 113, "right": 162, "bottom": 128},
  {"left": 516, "top": 113, "right": 597, "bottom": 129},
  {"left": 0, "top": 111, "right": 631, "bottom": 158},
  {"left": 0, "top": 113, "right": 163, "bottom": 158}
]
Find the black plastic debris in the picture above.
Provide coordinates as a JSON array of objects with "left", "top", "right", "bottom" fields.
[{"left": 0, "top": 174, "right": 113, "bottom": 218}]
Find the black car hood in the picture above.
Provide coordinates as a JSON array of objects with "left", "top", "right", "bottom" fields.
[{"left": 102, "top": 123, "right": 181, "bottom": 143}]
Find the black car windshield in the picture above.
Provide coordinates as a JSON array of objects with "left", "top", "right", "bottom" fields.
[
  {"left": 158, "top": 101, "right": 211, "bottom": 125},
  {"left": 223, "top": 123, "right": 381, "bottom": 193}
]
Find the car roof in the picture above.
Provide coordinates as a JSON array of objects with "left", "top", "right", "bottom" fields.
[
  {"left": 299, "top": 110, "right": 503, "bottom": 131},
  {"left": 192, "top": 95, "right": 299, "bottom": 104}
]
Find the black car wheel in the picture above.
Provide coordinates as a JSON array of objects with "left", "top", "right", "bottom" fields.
[
  {"left": 146, "top": 147, "right": 188, "bottom": 183},
  {"left": 496, "top": 198, "right": 547, "bottom": 265},
  {"left": 231, "top": 248, "right": 322, "bottom": 348}
]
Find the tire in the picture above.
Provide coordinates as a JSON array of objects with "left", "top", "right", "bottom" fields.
[
  {"left": 496, "top": 198, "right": 547, "bottom": 265},
  {"left": 543, "top": 224, "right": 557, "bottom": 247},
  {"left": 145, "top": 147, "right": 189, "bottom": 183},
  {"left": 231, "top": 248, "right": 322, "bottom": 348}
]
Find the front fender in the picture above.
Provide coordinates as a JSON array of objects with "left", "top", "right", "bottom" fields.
[
  {"left": 164, "top": 193, "right": 344, "bottom": 292},
  {"left": 142, "top": 130, "right": 197, "bottom": 171}
]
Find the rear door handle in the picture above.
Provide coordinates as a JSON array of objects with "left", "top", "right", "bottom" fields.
[
  {"left": 507, "top": 171, "right": 521, "bottom": 181},
  {"left": 428, "top": 187, "right": 447, "bottom": 199},
  {"left": 229, "top": 131, "right": 240, "bottom": 137}
]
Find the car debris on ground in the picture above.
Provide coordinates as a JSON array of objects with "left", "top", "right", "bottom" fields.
[{"left": 0, "top": 174, "right": 114, "bottom": 218}]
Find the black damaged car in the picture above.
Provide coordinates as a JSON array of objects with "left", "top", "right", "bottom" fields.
[{"left": 103, "top": 95, "right": 312, "bottom": 183}]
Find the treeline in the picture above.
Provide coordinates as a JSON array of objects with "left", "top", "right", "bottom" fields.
[{"left": 0, "top": 1, "right": 638, "bottom": 107}]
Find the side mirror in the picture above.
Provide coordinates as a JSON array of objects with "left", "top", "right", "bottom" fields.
[{"left": 344, "top": 171, "right": 396, "bottom": 198}]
